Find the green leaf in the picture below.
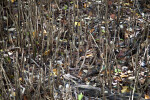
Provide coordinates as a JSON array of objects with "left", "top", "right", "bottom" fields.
[
  {"left": 27, "top": 32, "right": 29, "bottom": 36},
  {"left": 96, "top": 38, "right": 100, "bottom": 41},
  {"left": 36, "top": 41, "right": 39, "bottom": 44},
  {"left": 70, "top": 1, "right": 73, "bottom": 4},
  {"left": 64, "top": 5, "right": 68, "bottom": 10},
  {"left": 78, "top": 93, "right": 83, "bottom": 100},
  {"left": 101, "top": 29, "right": 105, "bottom": 33},
  {"left": 120, "top": 38, "right": 124, "bottom": 41},
  {"left": 115, "top": 69, "right": 121, "bottom": 73}
]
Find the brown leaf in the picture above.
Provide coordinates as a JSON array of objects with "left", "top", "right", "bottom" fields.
[
  {"left": 90, "top": 29, "right": 94, "bottom": 33},
  {"left": 23, "top": 95, "right": 28, "bottom": 100},
  {"left": 78, "top": 70, "right": 83, "bottom": 76}
]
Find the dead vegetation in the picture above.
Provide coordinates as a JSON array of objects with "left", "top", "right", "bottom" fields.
[{"left": 0, "top": 0, "right": 150, "bottom": 100}]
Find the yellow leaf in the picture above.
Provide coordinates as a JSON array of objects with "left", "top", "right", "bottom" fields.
[
  {"left": 145, "top": 94, "right": 150, "bottom": 99},
  {"left": 53, "top": 69, "right": 57, "bottom": 75},
  {"left": 62, "top": 39, "right": 68, "bottom": 42},
  {"left": 19, "top": 77, "right": 22, "bottom": 81},
  {"left": 75, "top": 22, "right": 78, "bottom": 26},
  {"left": 11, "top": 0, "right": 15, "bottom": 3},
  {"left": 120, "top": 74, "right": 128, "bottom": 78},
  {"left": 43, "top": 29, "right": 47, "bottom": 36},
  {"left": 124, "top": 3, "right": 130, "bottom": 6},
  {"left": 75, "top": 22, "right": 80, "bottom": 26},
  {"left": 33, "top": 31, "right": 35, "bottom": 38},
  {"left": 50, "top": 69, "right": 57, "bottom": 76},
  {"left": 12, "top": 92, "right": 16, "bottom": 96},
  {"left": 121, "top": 86, "right": 130, "bottom": 93},
  {"left": 44, "top": 50, "right": 50, "bottom": 56},
  {"left": 78, "top": 22, "right": 81, "bottom": 26},
  {"left": 74, "top": 4, "right": 79, "bottom": 8},
  {"left": 83, "top": 3, "right": 87, "bottom": 8},
  {"left": 86, "top": 54, "right": 93, "bottom": 58}
]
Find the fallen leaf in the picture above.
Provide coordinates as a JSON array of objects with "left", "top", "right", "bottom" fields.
[
  {"left": 74, "top": 4, "right": 79, "bottom": 8},
  {"left": 145, "top": 94, "right": 150, "bottom": 99},
  {"left": 23, "top": 95, "right": 28, "bottom": 100},
  {"left": 11, "top": 0, "right": 15, "bottom": 3},
  {"left": 120, "top": 74, "right": 128, "bottom": 78},
  {"left": 108, "top": 1, "right": 112, "bottom": 5},
  {"left": 115, "top": 69, "right": 122, "bottom": 73},
  {"left": 113, "top": 76, "right": 122, "bottom": 82},
  {"left": 78, "top": 93, "right": 84, "bottom": 100},
  {"left": 19, "top": 77, "right": 23, "bottom": 81},
  {"left": 12, "top": 92, "right": 16, "bottom": 97},
  {"left": 78, "top": 70, "right": 83, "bottom": 76},
  {"left": 64, "top": 5, "right": 68, "bottom": 10},
  {"left": 53, "top": 69, "right": 57, "bottom": 75},
  {"left": 75, "top": 22, "right": 80, "bottom": 26},
  {"left": 44, "top": 50, "right": 50, "bottom": 56},
  {"left": 43, "top": 29, "right": 47, "bottom": 36},
  {"left": 124, "top": 3, "right": 130, "bottom": 6},
  {"left": 101, "top": 29, "right": 105, "bottom": 33},
  {"left": 110, "top": 14, "right": 116, "bottom": 20},
  {"left": 83, "top": 3, "right": 87, "bottom": 8},
  {"left": 78, "top": 22, "right": 81, "bottom": 26},
  {"left": 70, "top": 1, "right": 73, "bottom": 4},
  {"left": 33, "top": 31, "right": 35, "bottom": 38},
  {"left": 90, "top": 29, "right": 94, "bottom": 33},
  {"left": 121, "top": 86, "right": 130, "bottom": 93},
  {"left": 75, "top": 22, "right": 78, "bottom": 26},
  {"left": 86, "top": 53, "right": 93, "bottom": 58}
]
